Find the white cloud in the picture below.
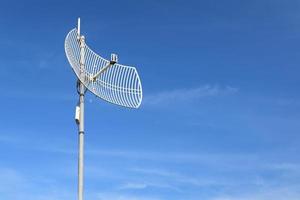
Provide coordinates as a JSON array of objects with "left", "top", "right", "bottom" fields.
[
  {"left": 96, "top": 192, "right": 162, "bottom": 200},
  {"left": 119, "top": 182, "right": 149, "bottom": 190},
  {"left": 130, "top": 167, "right": 226, "bottom": 188},
  {"left": 211, "top": 185, "right": 300, "bottom": 200},
  {"left": 118, "top": 180, "right": 182, "bottom": 192},
  {"left": 0, "top": 168, "right": 25, "bottom": 194},
  {"left": 2, "top": 89, "right": 75, "bottom": 101},
  {"left": 0, "top": 167, "right": 74, "bottom": 200},
  {"left": 143, "top": 85, "right": 238, "bottom": 106},
  {"left": 264, "top": 163, "right": 300, "bottom": 172}
]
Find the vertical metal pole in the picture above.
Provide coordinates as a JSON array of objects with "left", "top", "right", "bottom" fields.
[
  {"left": 78, "top": 17, "right": 85, "bottom": 200},
  {"left": 78, "top": 79, "right": 85, "bottom": 200}
]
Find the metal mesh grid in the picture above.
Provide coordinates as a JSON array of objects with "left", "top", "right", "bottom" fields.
[{"left": 65, "top": 28, "right": 143, "bottom": 108}]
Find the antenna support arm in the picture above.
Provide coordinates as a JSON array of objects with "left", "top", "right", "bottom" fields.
[
  {"left": 91, "top": 63, "right": 112, "bottom": 81},
  {"left": 91, "top": 53, "right": 118, "bottom": 81}
]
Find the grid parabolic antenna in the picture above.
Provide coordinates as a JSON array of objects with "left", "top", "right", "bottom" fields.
[{"left": 65, "top": 28, "right": 143, "bottom": 108}]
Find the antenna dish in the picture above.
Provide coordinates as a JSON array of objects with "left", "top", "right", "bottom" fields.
[{"left": 65, "top": 28, "right": 143, "bottom": 108}]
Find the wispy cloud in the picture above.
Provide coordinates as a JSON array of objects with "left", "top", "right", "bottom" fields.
[
  {"left": 130, "top": 167, "right": 228, "bottom": 188},
  {"left": 143, "top": 85, "right": 238, "bottom": 106},
  {"left": 119, "top": 182, "right": 149, "bottom": 190},
  {"left": 0, "top": 167, "right": 74, "bottom": 200},
  {"left": 95, "top": 192, "right": 162, "bottom": 200},
  {"left": 0, "top": 168, "right": 25, "bottom": 194},
  {"left": 2, "top": 131, "right": 300, "bottom": 200},
  {"left": 211, "top": 185, "right": 300, "bottom": 200},
  {"left": 3, "top": 132, "right": 298, "bottom": 173},
  {"left": 2, "top": 89, "right": 75, "bottom": 101},
  {"left": 118, "top": 179, "right": 182, "bottom": 192}
]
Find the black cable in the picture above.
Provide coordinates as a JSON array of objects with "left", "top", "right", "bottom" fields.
[{"left": 76, "top": 80, "right": 81, "bottom": 94}]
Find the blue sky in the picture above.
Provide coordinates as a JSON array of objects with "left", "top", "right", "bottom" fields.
[{"left": 1, "top": 0, "right": 300, "bottom": 199}]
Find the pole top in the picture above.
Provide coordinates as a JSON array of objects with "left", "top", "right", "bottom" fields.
[{"left": 77, "top": 18, "right": 81, "bottom": 36}]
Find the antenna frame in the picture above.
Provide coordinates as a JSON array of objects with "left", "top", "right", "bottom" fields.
[{"left": 64, "top": 18, "right": 143, "bottom": 200}]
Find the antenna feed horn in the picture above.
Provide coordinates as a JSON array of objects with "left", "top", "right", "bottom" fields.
[{"left": 110, "top": 53, "right": 118, "bottom": 64}]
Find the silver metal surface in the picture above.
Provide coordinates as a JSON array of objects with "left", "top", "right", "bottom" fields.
[{"left": 78, "top": 34, "right": 85, "bottom": 200}]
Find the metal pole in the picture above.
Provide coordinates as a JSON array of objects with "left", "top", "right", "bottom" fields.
[
  {"left": 78, "top": 80, "right": 85, "bottom": 200},
  {"left": 78, "top": 18, "right": 85, "bottom": 200}
]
